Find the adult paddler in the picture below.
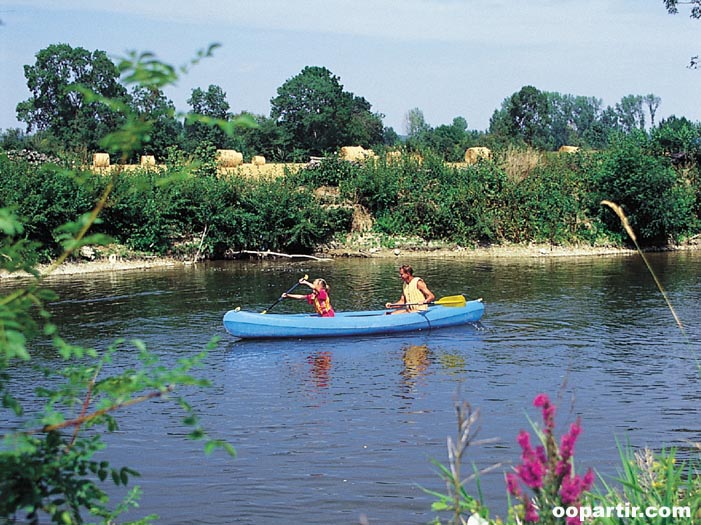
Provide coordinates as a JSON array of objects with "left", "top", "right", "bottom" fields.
[{"left": 385, "top": 264, "right": 435, "bottom": 314}]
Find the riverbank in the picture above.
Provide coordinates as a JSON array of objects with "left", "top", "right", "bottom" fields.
[{"left": 3, "top": 239, "right": 700, "bottom": 280}]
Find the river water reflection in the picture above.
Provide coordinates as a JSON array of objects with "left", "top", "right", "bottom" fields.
[{"left": 4, "top": 252, "right": 700, "bottom": 524}]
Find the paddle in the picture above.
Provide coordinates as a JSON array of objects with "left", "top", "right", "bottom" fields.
[
  {"left": 387, "top": 294, "right": 466, "bottom": 309},
  {"left": 261, "top": 274, "right": 308, "bottom": 314}
]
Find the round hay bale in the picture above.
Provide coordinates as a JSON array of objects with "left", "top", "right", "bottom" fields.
[
  {"left": 340, "top": 146, "right": 376, "bottom": 162},
  {"left": 252, "top": 155, "right": 266, "bottom": 166},
  {"left": 216, "top": 149, "right": 243, "bottom": 167},
  {"left": 92, "top": 153, "right": 110, "bottom": 168},
  {"left": 140, "top": 155, "right": 156, "bottom": 166},
  {"left": 464, "top": 147, "right": 492, "bottom": 164},
  {"left": 558, "top": 145, "right": 580, "bottom": 154}
]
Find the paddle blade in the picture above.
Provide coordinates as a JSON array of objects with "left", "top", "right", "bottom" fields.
[{"left": 433, "top": 295, "right": 466, "bottom": 307}]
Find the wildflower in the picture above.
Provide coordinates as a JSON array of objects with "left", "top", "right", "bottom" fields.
[
  {"left": 507, "top": 393, "right": 593, "bottom": 525},
  {"left": 533, "top": 393, "right": 555, "bottom": 430},
  {"left": 560, "top": 469, "right": 593, "bottom": 505},
  {"left": 506, "top": 473, "right": 522, "bottom": 497},
  {"left": 559, "top": 420, "right": 582, "bottom": 460},
  {"left": 524, "top": 500, "right": 539, "bottom": 523}
]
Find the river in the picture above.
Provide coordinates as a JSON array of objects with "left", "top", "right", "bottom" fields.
[{"left": 3, "top": 252, "right": 700, "bottom": 524}]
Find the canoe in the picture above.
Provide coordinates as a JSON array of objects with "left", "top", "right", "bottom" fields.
[{"left": 222, "top": 299, "right": 484, "bottom": 339}]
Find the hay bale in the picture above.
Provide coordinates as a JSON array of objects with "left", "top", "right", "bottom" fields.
[
  {"left": 140, "top": 155, "right": 156, "bottom": 166},
  {"left": 216, "top": 149, "right": 243, "bottom": 167},
  {"left": 252, "top": 155, "right": 266, "bottom": 166},
  {"left": 409, "top": 152, "right": 424, "bottom": 164},
  {"left": 464, "top": 147, "right": 492, "bottom": 164},
  {"left": 340, "top": 146, "right": 376, "bottom": 162},
  {"left": 92, "top": 153, "right": 110, "bottom": 168},
  {"left": 558, "top": 145, "right": 580, "bottom": 154},
  {"left": 386, "top": 150, "right": 402, "bottom": 164}
]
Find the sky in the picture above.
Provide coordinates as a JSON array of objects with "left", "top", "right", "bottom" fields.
[{"left": 1, "top": 0, "right": 700, "bottom": 135}]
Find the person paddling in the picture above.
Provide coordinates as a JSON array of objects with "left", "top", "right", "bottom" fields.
[
  {"left": 385, "top": 265, "right": 435, "bottom": 314},
  {"left": 283, "top": 277, "right": 335, "bottom": 317}
]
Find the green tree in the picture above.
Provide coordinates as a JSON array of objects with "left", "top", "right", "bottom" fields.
[
  {"left": 489, "top": 86, "right": 551, "bottom": 149},
  {"left": 593, "top": 131, "right": 698, "bottom": 245},
  {"left": 346, "top": 95, "right": 385, "bottom": 148},
  {"left": 184, "top": 84, "right": 233, "bottom": 151},
  {"left": 404, "top": 107, "right": 431, "bottom": 138},
  {"left": 16, "top": 43, "right": 128, "bottom": 154},
  {"left": 651, "top": 115, "right": 701, "bottom": 163},
  {"left": 615, "top": 94, "right": 646, "bottom": 132},
  {"left": 644, "top": 93, "right": 662, "bottom": 127},
  {"left": 422, "top": 116, "right": 472, "bottom": 160},
  {"left": 546, "top": 92, "right": 605, "bottom": 148},
  {"left": 234, "top": 112, "right": 291, "bottom": 161},
  {"left": 270, "top": 66, "right": 383, "bottom": 156},
  {"left": 129, "top": 86, "right": 183, "bottom": 160}
]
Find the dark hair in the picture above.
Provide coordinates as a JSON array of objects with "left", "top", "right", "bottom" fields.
[{"left": 399, "top": 265, "right": 414, "bottom": 276}]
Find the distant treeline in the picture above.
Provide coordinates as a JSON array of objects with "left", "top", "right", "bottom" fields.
[
  {"left": 1, "top": 131, "right": 699, "bottom": 263},
  {"left": 4, "top": 44, "right": 701, "bottom": 164}
]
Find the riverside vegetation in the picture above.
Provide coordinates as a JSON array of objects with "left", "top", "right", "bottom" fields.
[
  {"left": 1, "top": 131, "right": 700, "bottom": 266},
  {"left": 1, "top": 48, "right": 701, "bottom": 524}
]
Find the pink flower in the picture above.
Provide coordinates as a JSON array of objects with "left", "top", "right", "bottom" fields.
[
  {"left": 555, "top": 459, "right": 571, "bottom": 478},
  {"left": 560, "top": 420, "right": 582, "bottom": 460},
  {"left": 559, "top": 469, "right": 594, "bottom": 505},
  {"left": 524, "top": 500, "right": 539, "bottom": 522},
  {"left": 533, "top": 393, "right": 556, "bottom": 430},
  {"left": 506, "top": 473, "right": 522, "bottom": 497},
  {"left": 517, "top": 455, "right": 545, "bottom": 489},
  {"left": 517, "top": 430, "right": 532, "bottom": 452},
  {"left": 533, "top": 393, "right": 550, "bottom": 407},
  {"left": 566, "top": 513, "right": 580, "bottom": 525}
]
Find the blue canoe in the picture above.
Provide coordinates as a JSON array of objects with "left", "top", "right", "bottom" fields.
[{"left": 222, "top": 299, "right": 484, "bottom": 339}]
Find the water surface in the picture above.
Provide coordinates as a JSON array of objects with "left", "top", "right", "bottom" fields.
[{"left": 4, "top": 252, "right": 700, "bottom": 524}]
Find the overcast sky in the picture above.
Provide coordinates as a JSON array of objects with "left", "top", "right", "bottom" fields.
[{"left": 1, "top": 1, "right": 700, "bottom": 134}]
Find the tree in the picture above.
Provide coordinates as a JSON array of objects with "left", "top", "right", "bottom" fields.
[
  {"left": 270, "top": 66, "right": 384, "bottom": 156},
  {"left": 644, "top": 93, "right": 662, "bottom": 127},
  {"left": 546, "top": 93, "right": 605, "bottom": 148},
  {"left": 129, "top": 86, "right": 183, "bottom": 160},
  {"left": 16, "top": 43, "right": 128, "bottom": 153},
  {"left": 404, "top": 107, "right": 431, "bottom": 138},
  {"left": 664, "top": 1, "right": 701, "bottom": 66},
  {"left": 184, "top": 84, "right": 233, "bottom": 151},
  {"left": 664, "top": 0, "right": 701, "bottom": 16},
  {"left": 422, "top": 116, "right": 471, "bottom": 160},
  {"left": 233, "top": 112, "right": 291, "bottom": 161},
  {"left": 346, "top": 95, "right": 385, "bottom": 148},
  {"left": 615, "top": 95, "right": 646, "bottom": 132},
  {"left": 490, "top": 86, "right": 551, "bottom": 149}
]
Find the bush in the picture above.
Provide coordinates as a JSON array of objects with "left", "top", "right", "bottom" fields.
[{"left": 591, "top": 132, "right": 698, "bottom": 245}]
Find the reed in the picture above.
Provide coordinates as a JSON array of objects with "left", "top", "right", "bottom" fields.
[{"left": 601, "top": 200, "right": 686, "bottom": 337}]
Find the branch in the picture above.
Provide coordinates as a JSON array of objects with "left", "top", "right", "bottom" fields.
[
  {"left": 234, "top": 249, "right": 332, "bottom": 261},
  {"left": 10, "top": 385, "right": 176, "bottom": 438}
]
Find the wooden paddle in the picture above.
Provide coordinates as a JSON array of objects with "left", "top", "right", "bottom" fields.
[
  {"left": 261, "top": 274, "right": 308, "bottom": 314},
  {"left": 387, "top": 294, "right": 466, "bottom": 308}
]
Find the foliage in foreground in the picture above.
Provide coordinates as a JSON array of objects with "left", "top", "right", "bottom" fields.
[
  {"left": 429, "top": 394, "right": 700, "bottom": 525},
  {"left": 0, "top": 48, "right": 237, "bottom": 524}
]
